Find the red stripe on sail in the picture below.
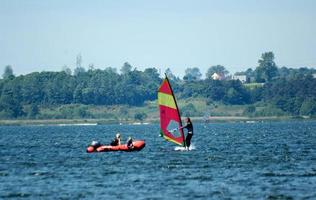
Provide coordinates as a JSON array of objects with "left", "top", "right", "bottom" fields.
[
  {"left": 158, "top": 79, "right": 172, "bottom": 94},
  {"left": 159, "top": 105, "right": 185, "bottom": 145}
]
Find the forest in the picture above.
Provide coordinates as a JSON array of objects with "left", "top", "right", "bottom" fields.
[{"left": 1, "top": 52, "right": 316, "bottom": 119}]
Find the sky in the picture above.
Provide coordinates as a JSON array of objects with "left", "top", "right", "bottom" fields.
[{"left": 1, "top": 0, "right": 316, "bottom": 77}]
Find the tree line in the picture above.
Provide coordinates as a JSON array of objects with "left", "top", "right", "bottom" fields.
[{"left": 1, "top": 52, "right": 316, "bottom": 119}]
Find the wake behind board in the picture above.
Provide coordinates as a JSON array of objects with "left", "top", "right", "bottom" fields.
[
  {"left": 174, "top": 146, "right": 188, "bottom": 151},
  {"left": 174, "top": 144, "right": 195, "bottom": 151}
]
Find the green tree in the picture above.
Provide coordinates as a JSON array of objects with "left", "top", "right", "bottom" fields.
[
  {"left": 2, "top": 65, "right": 14, "bottom": 79},
  {"left": 203, "top": 79, "right": 226, "bottom": 101},
  {"left": 223, "top": 88, "right": 240, "bottom": 104},
  {"left": 254, "top": 52, "right": 278, "bottom": 82},
  {"left": 205, "top": 65, "right": 229, "bottom": 79},
  {"left": 226, "top": 80, "right": 251, "bottom": 104},
  {"left": 183, "top": 67, "right": 202, "bottom": 81},
  {"left": 120, "top": 62, "right": 133, "bottom": 74},
  {"left": 24, "top": 104, "right": 39, "bottom": 119},
  {"left": 245, "top": 68, "right": 254, "bottom": 77},
  {"left": 143, "top": 68, "right": 160, "bottom": 83},
  {"left": 165, "top": 68, "right": 178, "bottom": 81},
  {"left": 0, "top": 85, "right": 24, "bottom": 118},
  {"left": 300, "top": 98, "right": 316, "bottom": 116},
  {"left": 105, "top": 67, "right": 117, "bottom": 74}
]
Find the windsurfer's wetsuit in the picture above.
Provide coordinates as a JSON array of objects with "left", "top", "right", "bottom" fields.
[{"left": 183, "top": 122, "right": 193, "bottom": 148}]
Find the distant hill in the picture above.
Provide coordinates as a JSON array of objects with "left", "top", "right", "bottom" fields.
[{"left": 1, "top": 52, "right": 316, "bottom": 120}]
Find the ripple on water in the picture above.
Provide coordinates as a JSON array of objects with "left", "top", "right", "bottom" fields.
[{"left": 0, "top": 122, "right": 316, "bottom": 199}]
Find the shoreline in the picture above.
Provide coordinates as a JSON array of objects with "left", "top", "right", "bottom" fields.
[{"left": 0, "top": 116, "right": 314, "bottom": 126}]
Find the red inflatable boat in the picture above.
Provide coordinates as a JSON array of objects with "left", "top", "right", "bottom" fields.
[{"left": 87, "top": 140, "right": 145, "bottom": 153}]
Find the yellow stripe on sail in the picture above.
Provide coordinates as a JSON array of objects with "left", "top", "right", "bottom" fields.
[
  {"left": 163, "top": 135, "right": 183, "bottom": 146},
  {"left": 158, "top": 92, "right": 177, "bottom": 109}
]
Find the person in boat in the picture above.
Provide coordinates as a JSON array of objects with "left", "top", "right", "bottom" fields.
[
  {"left": 91, "top": 140, "right": 101, "bottom": 148},
  {"left": 110, "top": 133, "right": 121, "bottom": 146},
  {"left": 126, "top": 136, "right": 134, "bottom": 150},
  {"left": 182, "top": 117, "right": 193, "bottom": 149}
]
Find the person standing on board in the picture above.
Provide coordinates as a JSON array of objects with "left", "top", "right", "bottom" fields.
[{"left": 182, "top": 117, "right": 193, "bottom": 149}]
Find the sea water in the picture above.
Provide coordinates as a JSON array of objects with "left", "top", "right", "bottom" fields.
[{"left": 1, "top": 121, "right": 316, "bottom": 199}]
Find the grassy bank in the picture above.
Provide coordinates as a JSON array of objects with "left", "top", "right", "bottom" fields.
[
  {"left": 1, "top": 98, "right": 311, "bottom": 125},
  {"left": 0, "top": 116, "right": 296, "bottom": 126}
]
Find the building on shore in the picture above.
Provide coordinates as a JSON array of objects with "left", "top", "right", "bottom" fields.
[
  {"left": 232, "top": 74, "right": 247, "bottom": 83},
  {"left": 211, "top": 73, "right": 225, "bottom": 80}
]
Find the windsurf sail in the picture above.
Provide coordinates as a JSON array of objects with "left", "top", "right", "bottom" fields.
[{"left": 158, "top": 75, "right": 185, "bottom": 146}]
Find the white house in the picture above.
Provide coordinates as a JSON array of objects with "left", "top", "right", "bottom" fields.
[
  {"left": 232, "top": 74, "right": 247, "bottom": 83},
  {"left": 211, "top": 73, "right": 224, "bottom": 80}
]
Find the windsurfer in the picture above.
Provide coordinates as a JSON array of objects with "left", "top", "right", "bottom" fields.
[
  {"left": 110, "top": 133, "right": 121, "bottom": 146},
  {"left": 182, "top": 117, "right": 193, "bottom": 149}
]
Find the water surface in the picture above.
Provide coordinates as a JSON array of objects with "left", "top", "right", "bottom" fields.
[{"left": 1, "top": 121, "right": 316, "bottom": 199}]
